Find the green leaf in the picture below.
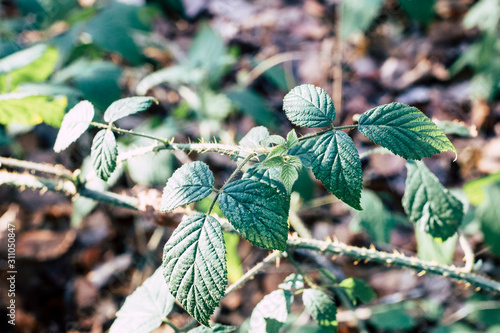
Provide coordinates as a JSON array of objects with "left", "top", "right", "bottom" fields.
[
  {"left": 260, "top": 156, "right": 286, "bottom": 169},
  {"left": 188, "top": 324, "right": 236, "bottom": 333},
  {"left": 54, "top": 101, "right": 94, "bottom": 153},
  {"left": 436, "top": 120, "right": 475, "bottom": 138},
  {"left": 104, "top": 97, "right": 157, "bottom": 123},
  {"left": 340, "top": 0, "right": 385, "bottom": 40},
  {"left": 477, "top": 184, "right": 500, "bottom": 257},
  {"left": 219, "top": 179, "right": 289, "bottom": 251},
  {"left": 281, "top": 164, "right": 299, "bottom": 194},
  {"left": 162, "top": 213, "right": 227, "bottom": 327},
  {"left": 303, "top": 289, "right": 337, "bottom": 328},
  {"left": 0, "top": 44, "right": 59, "bottom": 92},
  {"left": 415, "top": 228, "right": 457, "bottom": 265},
  {"left": 250, "top": 290, "right": 293, "bottom": 333},
  {"left": 399, "top": 0, "right": 435, "bottom": 25},
  {"left": 311, "top": 131, "right": 363, "bottom": 210},
  {"left": 266, "top": 145, "right": 289, "bottom": 160},
  {"left": 278, "top": 273, "right": 304, "bottom": 290},
  {"left": 110, "top": 267, "right": 175, "bottom": 333},
  {"left": 283, "top": 84, "right": 335, "bottom": 128},
  {"left": 226, "top": 88, "right": 278, "bottom": 128},
  {"left": 286, "top": 129, "right": 299, "bottom": 148},
  {"left": 463, "top": 0, "right": 500, "bottom": 33},
  {"left": 358, "top": 103, "right": 456, "bottom": 160},
  {"left": 242, "top": 165, "right": 286, "bottom": 193},
  {"left": 289, "top": 139, "right": 315, "bottom": 168},
  {"left": 369, "top": 302, "right": 417, "bottom": 330},
  {"left": 161, "top": 161, "right": 214, "bottom": 212},
  {"left": 262, "top": 135, "right": 287, "bottom": 146},
  {"left": 350, "top": 190, "right": 396, "bottom": 243},
  {"left": 136, "top": 65, "right": 205, "bottom": 95},
  {"left": 17, "top": 82, "right": 83, "bottom": 110},
  {"left": 91, "top": 129, "right": 117, "bottom": 182},
  {"left": 339, "top": 278, "right": 376, "bottom": 306},
  {"left": 224, "top": 232, "right": 243, "bottom": 284},
  {"left": 0, "top": 93, "right": 67, "bottom": 127},
  {"left": 402, "top": 161, "right": 463, "bottom": 241},
  {"left": 286, "top": 156, "right": 303, "bottom": 169},
  {"left": 239, "top": 126, "right": 270, "bottom": 149}
]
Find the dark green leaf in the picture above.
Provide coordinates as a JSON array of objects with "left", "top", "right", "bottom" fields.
[
  {"left": 104, "top": 97, "right": 157, "bottom": 123},
  {"left": 402, "top": 161, "right": 463, "bottom": 241},
  {"left": 226, "top": 88, "right": 278, "bottom": 128},
  {"left": 278, "top": 273, "right": 304, "bottom": 290},
  {"left": 162, "top": 213, "right": 227, "bottom": 326},
  {"left": 283, "top": 84, "right": 335, "bottom": 128},
  {"left": 281, "top": 164, "right": 299, "bottom": 194},
  {"left": 110, "top": 267, "right": 175, "bottom": 333},
  {"left": 250, "top": 290, "right": 293, "bottom": 333},
  {"left": 399, "top": 0, "right": 435, "bottom": 25},
  {"left": 339, "top": 278, "right": 376, "bottom": 305},
  {"left": 369, "top": 302, "right": 417, "bottom": 330},
  {"left": 91, "top": 129, "right": 117, "bottom": 182},
  {"left": 358, "top": 103, "right": 456, "bottom": 160},
  {"left": 242, "top": 165, "right": 286, "bottom": 193},
  {"left": 54, "top": 101, "right": 94, "bottom": 152},
  {"left": 303, "top": 289, "right": 337, "bottom": 328},
  {"left": 289, "top": 139, "right": 315, "bottom": 168},
  {"left": 219, "top": 179, "right": 289, "bottom": 251},
  {"left": 0, "top": 93, "right": 67, "bottom": 127},
  {"left": 311, "top": 131, "right": 363, "bottom": 210},
  {"left": 161, "top": 161, "right": 214, "bottom": 212}
]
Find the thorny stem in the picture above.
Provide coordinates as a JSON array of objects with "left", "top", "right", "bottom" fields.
[
  {"left": 0, "top": 156, "right": 74, "bottom": 180},
  {"left": 2, "top": 158, "right": 500, "bottom": 294}
]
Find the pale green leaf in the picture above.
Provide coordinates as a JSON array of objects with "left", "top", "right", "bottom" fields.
[
  {"left": 0, "top": 93, "right": 67, "bottom": 127},
  {"left": 286, "top": 156, "right": 303, "bottom": 169},
  {"left": 281, "top": 164, "right": 299, "bottom": 194},
  {"left": 402, "top": 161, "right": 463, "bottom": 241},
  {"left": 136, "top": 65, "right": 205, "bottom": 95},
  {"left": 188, "top": 324, "right": 236, "bottom": 333},
  {"left": 340, "top": 0, "right": 385, "bottom": 40},
  {"left": 358, "top": 103, "right": 456, "bottom": 160},
  {"left": 239, "top": 126, "right": 270, "bottom": 149},
  {"left": 0, "top": 44, "right": 58, "bottom": 92},
  {"left": 283, "top": 84, "right": 335, "bottom": 128},
  {"left": 91, "top": 129, "right": 117, "bottom": 182},
  {"left": 262, "top": 135, "right": 286, "bottom": 146},
  {"left": 260, "top": 156, "right": 285, "bottom": 169},
  {"left": 250, "top": 290, "right": 293, "bottom": 333},
  {"left": 303, "top": 289, "right": 337, "bottom": 328},
  {"left": 464, "top": 172, "right": 500, "bottom": 205},
  {"left": 266, "top": 145, "right": 288, "bottom": 160},
  {"left": 463, "top": 0, "right": 500, "bottom": 33},
  {"left": 339, "top": 278, "right": 376, "bottom": 306},
  {"left": 104, "top": 97, "right": 157, "bottom": 123},
  {"left": 477, "top": 184, "right": 500, "bottom": 257},
  {"left": 161, "top": 161, "right": 214, "bottom": 212},
  {"left": 110, "top": 267, "right": 175, "bottom": 333},
  {"left": 415, "top": 228, "right": 457, "bottom": 265},
  {"left": 311, "top": 131, "right": 363, "bottom": 210},
  {"left": 219, "top": 179, "right": 289, "bottom": 251},
  {"left": 286, "top": 129, "right": 299, "bottom": 148},
  {"left": 162, "top": 213, "right": 227, "bottom": 326},
  {"left": 54, "top": 101, "right": 94, "bottom": 153},
  {"left": 278, "top": 273, "right": 304, "bottom": 290},
  {"left": 436, "top": 120, "right": 475, "bottom": 138}
]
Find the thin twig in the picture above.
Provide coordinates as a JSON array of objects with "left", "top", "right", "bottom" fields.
[
  {"left": 0, "top": 156, "right": 74, "bottom": 180},
  {"left": 458, "top": 231, "right": 475, "bottom": 273}
]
